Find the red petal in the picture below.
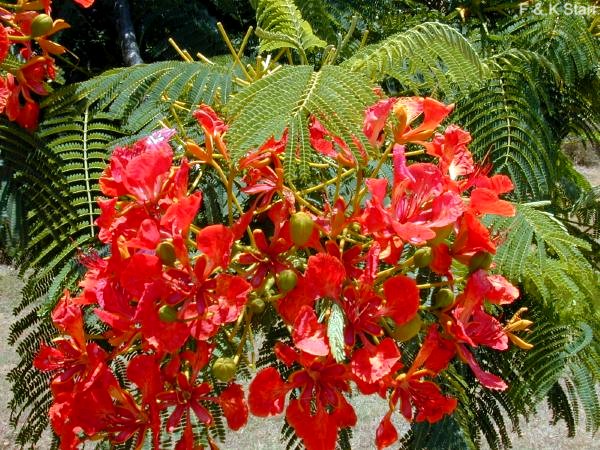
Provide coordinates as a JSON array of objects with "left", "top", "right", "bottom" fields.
[
  {"left": 123, "top": 145, "right": 173, "bottom": 202},
  {"left": 431, "top": 243, "right": 452, "bottom": 275},
  {"left": 382, "top": 275, "right": 420, "bottom": 325},
  {"left": 458, "top": 345, "right": 507, "bottom": 390},
  {"left": 407, "top": 379, "right": 458, "bottom": 423},
  {"left": 363, "top": 98, "right": 396, "bottom": 148},
  {"left": 413, "top": 326, "right": 456, "bottom": 374},
  {"left": 160, "top": 191, "right": 202, "bottom": 235},
  {"left": 292, "top": 305, "right": 329, "bottom": 356},
  {"left": 274, "top": 342, "right": 299, "bottom": 366},
  {"left": 52, "top": 291, "right": 85, "bottom": 349},
  {"left": 351, "top": 338, "right": 400, "bottom": 383},
  {"left": 73, "top": 0, "right": 95, "bottom": 7},
  {"left": 127, "top": 354, "right": 164, "bottom": 400},
  {"left": 376, "top": 411, "right": 398, "bottom": 449},
  {"left": 484, "top": 274, "right": 519, "bottom": 305},
  {"left": 219, "top": 383, "right": 248, "bottom": 431},
  {"left": 470, "top": 188, "right": 515, "bottom": 217},
  {"left": 305, "top": 253, "right": 346, "bottom": 299},
  {"left": 0, "top": 26, "right": 8, "bottom": 63},
  {"left": 214, "top": 274, "right": 252, "bottom": 324},
  {"left": 286, "top": 400, "right": 338, "bottom": 450},
  {"left": 196, "top": 224, "right": 234, "bottom": 274},
  {"left": 248, "top": 367, "right": 289, "bottom": 416}
]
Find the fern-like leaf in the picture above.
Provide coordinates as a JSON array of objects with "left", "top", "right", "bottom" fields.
[
  {"left": 342, "top": 22, "right": 489, "bottom": 99},
  {"left": 225, "top": 65, "right": 376, "bottom": 179},
  {"left": 255, "top": 0, "right": 326, "bottom": 57}
]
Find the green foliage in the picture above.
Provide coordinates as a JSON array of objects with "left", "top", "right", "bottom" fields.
[
  {"left": 225, "top": 65, "right": 376, "bottom": 179},
  {"left": 343, "top": 22, "right": 489, "bottom": 99},
  {"left": 255, "top": 0, "right": 326, "bottom": 58}
]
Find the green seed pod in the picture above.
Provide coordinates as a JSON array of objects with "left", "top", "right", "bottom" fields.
[
  {"left": 249, "top": 297, "right": 266, "bottom": 314},
  {"left": 31, "top": 14, "right": 54, "bottom": 38},
  {"left": 212, "top": 357, "right": 237, "bottom": 382},
  {"left": 389, "top": 315, "right": 422, "bottom": 342},
  {"left": 156, "top": 240, "right": 177, "bottom": 266},
  {"left": 432, "top": 288, "right": 455, "bottom": 310},
  {"left": 413, "top": 247, "right": 433, "bottom": 268},
  {"left": 276, "top": 269, "right": 298, "bottom": 293},
  {"left": 158, "top": 305, "right": 178, "bottom": 323},
  {"left": 469, "top": 251, "right": 493, "bottom": 272},
  {"left": 290, "top": 212, "right": 314, "bottom": 246}
]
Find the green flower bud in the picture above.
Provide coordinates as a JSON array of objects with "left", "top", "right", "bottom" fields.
[
  {"left": 156, "top": 240, "right": 177, "bottom": 266},
  {"left": 290, "top": 212, "right": 314, "bottom": 246},
  {"left": 212, "top": 357, "right": 237, "bottom": 382},
  {"left": 469, "top": 251, "right": 493, "bottom": 272},
  {"left": 276, "top": 269, "right": 298, "bottom": 293},
  {"left": 249, "top": 297, "right": 266, "bottom": 314},
  {"left": 31, "top": 14, "right": 54, "bottom": 38},
  {"left": 158, "top": 305, "right": 178, "bottom": 323},
  {"left": 389, "top": 315, "right": 422, "bottom": 342},
  {"left": 432, "top": 288, "right": 455, "bottom": 310},
  {"left": 413, "top": 247, "right": 433, "bottom": 268}
]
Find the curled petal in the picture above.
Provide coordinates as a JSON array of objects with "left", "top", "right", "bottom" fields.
[
  {"left": 458, "top": 345, "right": 507, "bottom": 390},
  {"left": 376, "top": 411, "right": 398, "bottom": 450},
  {"left": 292, "top": 305, "right": 329, "bottom": 356}
]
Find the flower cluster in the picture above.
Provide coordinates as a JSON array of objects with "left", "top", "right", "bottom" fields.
[
  {"left": 35, "top": 97, "right": 532, "bottom": 449},
  {"left": 0, "top": 0, "right": 94, "bottom": 130}
]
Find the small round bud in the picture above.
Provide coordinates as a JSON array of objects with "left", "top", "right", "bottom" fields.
[
  {"left": 469, "top": 251, "right": 493, "bottom": 272},
  {"left": 389, "top": 315, "right": 422, "bottom": 342},
  {"left": 212, "top": 357, "right": 237, "bottom": 382},
  {"left": 276, "top": 269, "right": 298, "bottom": 293},
  {"left": 158, "top": 305, "right": 178, "bottom": 323},
  {"left": 156, "top": 240, "right": 177, "bottom": 266},
  {"left": 290, "top": 212, "right": 315, "bottom": 246},
  {"left": 413, "top": 247, "right": 432, "bottom": 268},
  {"left": 249, "top": 297, "right": 266, "bottom": 314},
  {"left": 432, "top": 288, "right": 454, "bottom": 310},
  {"left": 31, "top": 14, "right": 54, "bottom": 38}
]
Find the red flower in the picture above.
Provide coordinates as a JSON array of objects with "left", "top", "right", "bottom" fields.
[
  {"left": 157, "top": 346, "right": 248, "bottom": 447},
  {"left": 309, "top": 116, "right": 357, "bottom": 167},
  {"left": 363, "top": 98, "right": 396, "bottom": 147},
  {"left": 425, "top": 125, "right": 474, "bottom": 180},
  {"left": 361, "top": 145, "right": 464, "bottom": 261},
  {"left": 392, "top": 97, "right": 454, "bottom": 144},
  {"left": 248, "top": 344, "right": 356, "bottom": 450},
  {"left": 193, "top": 104, "right": 229, "bottom": 160},
  {"left": 363, "top": 97, "right": 453, "bottom": 147},
  {"left": 99, "top": 128, "right": 175, "bottom": 201}
]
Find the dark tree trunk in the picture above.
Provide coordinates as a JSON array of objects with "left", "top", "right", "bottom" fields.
[{"left": 114, "top": 0, "right": 143, "bottom": 66}]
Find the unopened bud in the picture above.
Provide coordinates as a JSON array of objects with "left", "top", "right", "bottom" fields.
[
  {"left": 276, "top": 269, "right": 298, "bottom": 293},
  {"left": 158, "top": 305, "right": 178, "bottom": 323},
  {"left": 290, "top": 212, "right": 314, "bottom": 246},
  {"left": 212, "top": 357, "right": 237, "bottom": 382},
  {"left": 413, "top": 247, "right": 432, "bottom": 268},
  {"left": 389, "top": 315, "right": 422, "bottom": 342},
  {"left": 31, "top": 14, "right": 54, "bottom": 38},
  {"left": 469, "top": 251, "right": 493, "bottom": 272},
  {"left": 156, "top": 240, "right": 177, "bottom": 266},
  {"left": 432, "top": 288, "right": 455, "bottom": 310},
  {"left": 249, "top": 297, "right": 266, "bottom": 314}
]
